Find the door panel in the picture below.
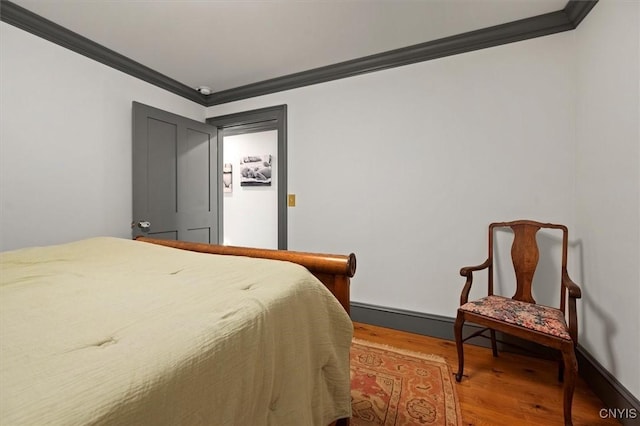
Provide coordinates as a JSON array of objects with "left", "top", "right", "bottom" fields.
[
  {"left": 149, "top": 231, "right": 178, "bottom": 241},
  {"left": 181, "top": 128, "right": 211, "bottom": 211},
  {"left": 147, "top": 118, "right": 177, "bottom": 215},
  {"left": 185, "top": 228, "right": 210, "bottom": 244},
  {"left": 133, "top": 102, "right": 218, "bottom": 243}
]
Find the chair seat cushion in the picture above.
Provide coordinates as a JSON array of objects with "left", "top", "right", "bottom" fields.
[{"left": 460, "top": 295, "right": 571, "bottom": 340}]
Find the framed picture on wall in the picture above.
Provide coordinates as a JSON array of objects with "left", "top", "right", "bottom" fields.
[{"left": 240, "top": 154, "right": 272, "bottom": 186}]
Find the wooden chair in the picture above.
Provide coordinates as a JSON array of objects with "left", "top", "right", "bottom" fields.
[{"left": 453, "top": 220, "right": 581, "bottom": 426}]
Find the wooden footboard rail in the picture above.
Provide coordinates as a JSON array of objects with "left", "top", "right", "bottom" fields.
[{"left": 135, "top": 237, "right": 356, "bottom": 315}]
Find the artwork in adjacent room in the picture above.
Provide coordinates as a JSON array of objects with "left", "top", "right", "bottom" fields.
[
  {"left": 223, "top": 163, "right": 233, "bottom": 193},
  {"left": 240, "top": 155, "right": 272, "bottom": 186}
]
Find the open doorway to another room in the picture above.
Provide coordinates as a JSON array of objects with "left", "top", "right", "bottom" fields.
[{"left": 207, "top": 105, "right": 287, "bottom": 250}]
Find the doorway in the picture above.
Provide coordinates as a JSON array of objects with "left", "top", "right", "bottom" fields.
[{"left": 207, "top": 105, "right": 288, "bottom": 250}]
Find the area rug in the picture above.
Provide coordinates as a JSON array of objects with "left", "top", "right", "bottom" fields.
[{"left": 350, "top": 338, "right": 462, "bottom": 426}]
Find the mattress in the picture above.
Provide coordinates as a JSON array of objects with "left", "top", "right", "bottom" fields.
[{"left": 0, "top": 237, "right": 353, "bottom": 425}]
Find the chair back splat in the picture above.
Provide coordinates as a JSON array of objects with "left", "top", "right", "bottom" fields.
[
  {"left": 508, "top": 222, "right": 540, "bottom": 303},
  {"left": 489, "top": 220, "right": 569, "bottom": 306}
]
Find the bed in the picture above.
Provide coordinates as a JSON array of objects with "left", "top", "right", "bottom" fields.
[{"left": 0, "top": 236, "right": 356, "bottom": 426}]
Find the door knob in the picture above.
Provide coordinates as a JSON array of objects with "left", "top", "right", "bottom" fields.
[{"left": 137, "top": 221, "right": 151, "bottom": 231}]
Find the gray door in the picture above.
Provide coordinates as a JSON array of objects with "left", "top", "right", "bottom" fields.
[{"left": 132, "top": 102, "right": 218, "bottom": 243}]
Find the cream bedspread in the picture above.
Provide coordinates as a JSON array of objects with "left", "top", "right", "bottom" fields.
[{"left": 0, "top": 237, "right": 353, "bottom": 426}]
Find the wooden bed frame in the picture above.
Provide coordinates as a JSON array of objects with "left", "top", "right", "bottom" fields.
[
  {"left": 136, "top": 237, "right": 355, "bottom": 426},
  {"left": 136, "top": 237, "right": 356, "bottom": 315}
]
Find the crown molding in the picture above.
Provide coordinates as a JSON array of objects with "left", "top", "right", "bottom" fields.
[
  {"left": 209, "top": 10, "right": 564, "bottom": 105},
  {"left": 208, "top": 0, "right": 597, "bottom": 106},
  {"left": 564, "top": 0, "right": 599, "bottom": 28},
  {"left": 1, "top": 0, "right": 597, "bottom": 107},
  {"left": 0, "top": 0, "right": 208, "bottom": 106}
]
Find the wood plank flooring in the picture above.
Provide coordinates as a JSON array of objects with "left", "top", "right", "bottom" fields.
[{"left": 353, "top": 322, "right": 619, "bottom": 426}]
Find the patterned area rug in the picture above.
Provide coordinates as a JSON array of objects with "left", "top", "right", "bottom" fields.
[{"left": 350, "top": 338, "right": 461, "bottom": 426}]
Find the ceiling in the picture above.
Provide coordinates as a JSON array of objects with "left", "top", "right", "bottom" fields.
[{"left": 8, "top": 0, "right": 567, "bottom": 96}]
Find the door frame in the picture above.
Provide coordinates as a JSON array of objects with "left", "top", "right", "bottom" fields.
[{"left": 207, "top": 105, "right": 287, "bottom": 250}]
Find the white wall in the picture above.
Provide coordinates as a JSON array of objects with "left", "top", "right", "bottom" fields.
[
  {"left": 0, "top": 23, "right": 205, "bottom": 251},
  {"left": 2, "top": 0, "right": 637, "bottom": 400},
  {"left": 223, "top": 131, "right": 278, "bottom": 249},
  {"left": 207, "top": 8, "right": 639, "bottom": 398},
  {"left": 208, "top": 32, "right": 577, "bottom": 316},
  {"left": 574, "top": 0, "right": 640, "bottom": 397}
]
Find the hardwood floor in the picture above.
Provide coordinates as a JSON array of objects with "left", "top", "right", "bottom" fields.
[{"left": 353, "top": 322, "right": 619, "bottom": 426}]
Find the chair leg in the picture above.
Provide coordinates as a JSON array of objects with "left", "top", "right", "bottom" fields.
[
  {"left": 454, "top": 313, "right": 465, "bottom": 382},
  {"left": 558, "top": 358, "right": 565, "bottom": 382},
  {"left": 561, "top": 347, "right": 578, "bottom": 426},
  {"left": 490, "top": 329, "right": 498, "bottom": 357}
]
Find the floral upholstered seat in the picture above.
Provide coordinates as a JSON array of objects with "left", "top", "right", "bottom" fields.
[{"left": 460, "top": 295, "right": 571, "bottom": 340}]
